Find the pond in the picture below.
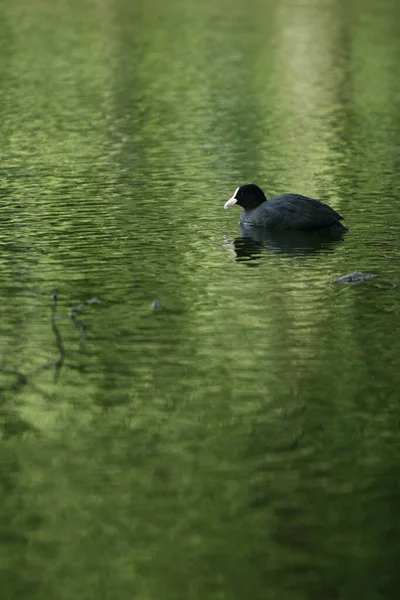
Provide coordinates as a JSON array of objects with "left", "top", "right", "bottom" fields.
[{"left": 1, "top": 0, "right": 400, "bottom": 598}]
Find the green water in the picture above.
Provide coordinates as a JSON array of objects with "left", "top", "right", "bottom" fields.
[{"left": 1, "top": 0, "right": 400, "bottom": 598}]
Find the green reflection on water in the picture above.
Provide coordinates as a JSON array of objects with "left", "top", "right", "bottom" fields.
[{"left": 1, "top": 0, "right": 400, "bottom": 598}]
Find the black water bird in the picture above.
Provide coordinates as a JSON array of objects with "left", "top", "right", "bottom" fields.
[{"left": 224, "top": 184, "right": 347, "bottom": 230}]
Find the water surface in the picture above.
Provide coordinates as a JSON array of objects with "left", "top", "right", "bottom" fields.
[{"left": 1, "top": 0, "right": 400, "bottom": 598}]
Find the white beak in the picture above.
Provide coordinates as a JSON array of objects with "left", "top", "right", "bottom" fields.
[{"left": 224, "top": 196, "right": 237, "bottom": 209}]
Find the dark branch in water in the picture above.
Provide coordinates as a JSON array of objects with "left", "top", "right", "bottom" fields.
[
  {"left": 71, "top": 315, "right": 86, "bottom": 346},
  {"left": 51, "top": 292, "right": 101, "bottom": 378},
  {"left": 0, "top": 291, "right": 101, "bottom": 400},
  {"left": 51, "top": 288, "right": 66, "bottom": 381},
  {"left": 68, "top": 297, "right": 101, "bottom": 317}
]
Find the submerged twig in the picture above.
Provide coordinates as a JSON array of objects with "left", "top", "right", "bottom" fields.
[
  {"left": 50, "top": 292, "right": 101, "bottom": 377},
  {"left": 51, "top": 288, "right": 66, "bottom": 380},
  {"left": 68, "top": 297, "right": 101, "bottom": 317},
  {"left": 70, "top": 315, "right": 87, "bottom": 345},
  {"left": 0, "top": 291, "right": 101, "bottom": 397}
]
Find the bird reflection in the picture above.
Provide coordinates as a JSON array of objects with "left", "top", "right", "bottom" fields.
[{"left": 226, "top": 224, "right": 346, "bottom": 263}]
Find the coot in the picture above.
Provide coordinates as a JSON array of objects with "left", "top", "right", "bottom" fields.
[{"left": 224, "top": 184, "right": 347, "bottom": 230}]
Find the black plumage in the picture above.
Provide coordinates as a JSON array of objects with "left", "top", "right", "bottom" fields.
[{"left": 224, "top": 184, "right": 347, "bottom": 230}]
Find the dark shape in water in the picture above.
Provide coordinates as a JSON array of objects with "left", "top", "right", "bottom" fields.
[
  {"left": 227, "top": 223, "right": 346, "bottom": 262},
  {"left": 224, "top": 184, "right": 347, "bottom": 230},
  {"left": 334, "top": 272, "right": 376, "bottom": 285}
]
